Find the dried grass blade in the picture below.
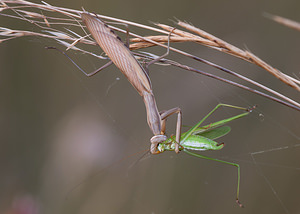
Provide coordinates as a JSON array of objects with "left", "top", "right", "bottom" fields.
[
  {"left": 130, "top": 35, "right": 201, "bottom": 50},
  {"left": 265, "top": 13, "right": 300, "bottom": 32},
  {"left": 245, "top": 51, "right": 300, "bottom": 90},
  {"left": 177, "top": 21, "right": 300, "bottom": 91}
]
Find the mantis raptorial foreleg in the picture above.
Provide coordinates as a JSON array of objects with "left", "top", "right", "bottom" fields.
[
  {"left": 143, "top": 28, "right": 182, "bottom": 153},
  {"left": 160, "top": 107, "right": 182, "bottom": 153}
]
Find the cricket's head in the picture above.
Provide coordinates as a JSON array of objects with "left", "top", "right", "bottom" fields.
[{"left": 150, "top": 134, "right": 167, "bottom": 154}]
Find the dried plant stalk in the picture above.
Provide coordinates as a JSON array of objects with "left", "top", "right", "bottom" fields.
[
  {"left": 265, "top": 13, "right": 300, "bottom": 32},
  {"left": 0, "top": 0, "right": 299, "bottom": 111},
  {"left": 133, "top": 22, "right": 300, "bottom": 91}
]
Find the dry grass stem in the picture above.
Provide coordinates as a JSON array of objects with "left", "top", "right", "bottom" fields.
[
  {"left": 130, "top": 35, "right": 204, "bottom": 50},
  {"left": 265, "top": 13, "right": 300, "bottom": 32},
  {"left": 131, "top": 21, "right": 300, "bottom": 91},
  {"left": 0, "top": 0, "right": 299, "bottom": 111},
  {"left": 157, "top": 21, "right": 300, "bottom": 91}
]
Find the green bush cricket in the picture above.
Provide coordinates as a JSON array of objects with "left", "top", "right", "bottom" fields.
[{"left": 157, "top": 103, "right": 256, "bottom": 207}]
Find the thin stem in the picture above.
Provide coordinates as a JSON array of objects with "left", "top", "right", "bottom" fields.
[
  {"left": 134, "top": 52, "right": 300, "bottom": 112},
  {"left": 163, "top": 59, "right": 300, "bottom": 112},
  {"left": 1, "top": 1, "right": 299, "bottom": 111}
]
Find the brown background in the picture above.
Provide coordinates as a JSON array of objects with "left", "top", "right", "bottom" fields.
[{"left": 0, "top": 0, "right": 299, "bottom": 213}]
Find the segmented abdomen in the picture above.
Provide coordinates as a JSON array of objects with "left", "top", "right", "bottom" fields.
[{"left": 81, "top": 13, "right": 152, "bottom": 96}]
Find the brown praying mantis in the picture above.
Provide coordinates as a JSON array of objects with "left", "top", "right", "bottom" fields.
[{"left": 80, "top": 12, "right": 182, "bottom": 154}]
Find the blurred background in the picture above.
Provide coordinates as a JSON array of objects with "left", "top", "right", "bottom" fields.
[{"left": 0, "top": 0, "right": 299, "bottom": 213}]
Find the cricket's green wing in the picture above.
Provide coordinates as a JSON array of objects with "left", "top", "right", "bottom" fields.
[
  {"left": 180, "top": 135, "right": 224, "bottom": 151},
  {"left": 191, "top": 112, "right": 249, "bottom": 135},
  {"left": 197, "top": 126, "right": 231, "bottom": 140}
]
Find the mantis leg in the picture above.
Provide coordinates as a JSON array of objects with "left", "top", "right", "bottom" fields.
[
  {"left": 45, "top": 46, "right": 113, "bottom": 77},
  {"left": 160, "top": 107, "right": 182, "bottom": 153},
  {"left": 145, "top": 28, "right": 175, "bottom": 70},
  {"left": 84, "top": 60, "right": 113, "bottom": 77},
  {"left": 159, "top": 110, "right": 167, "bottom": 134},
  {"left": 124, "top": 24, "right": 130, "bottom": 48}
]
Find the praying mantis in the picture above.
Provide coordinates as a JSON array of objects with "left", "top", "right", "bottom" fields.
[{"left": 81, "top": 12, "right": 182, "bottom": 154}]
